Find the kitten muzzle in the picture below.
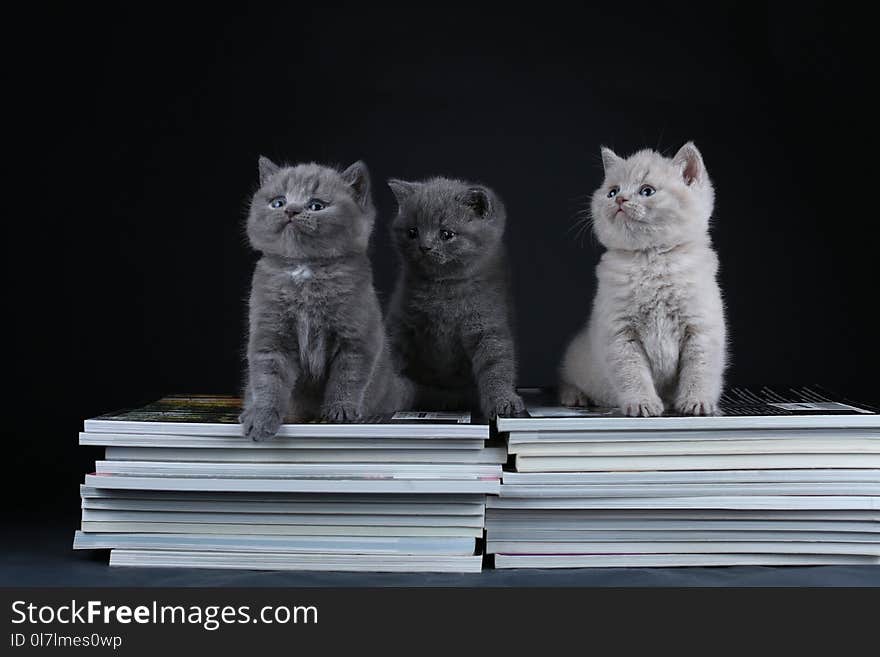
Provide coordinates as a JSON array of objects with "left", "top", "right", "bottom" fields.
[
  {"left": 285, "top": 216, "right": 319, "bottom": 234},
  {"left": 617, "top": 203, "right": 647, "bottom": 222}
]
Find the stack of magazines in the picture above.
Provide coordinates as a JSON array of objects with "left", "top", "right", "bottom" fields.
[
  {"left": 488, "top": 386, "right": 880, "bottom": 568},
  {"left": 74, "top": 396, "right": 500, "bottom": 572}
]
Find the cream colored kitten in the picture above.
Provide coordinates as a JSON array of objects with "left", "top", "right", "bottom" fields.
[{"left": 560, "top": 143, "right": 727, "bottom": 417}]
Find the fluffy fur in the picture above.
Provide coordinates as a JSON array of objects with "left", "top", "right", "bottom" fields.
[
  {"left": 560, "top": 143, "right": 727, "bottom": 416},
  {"left": 241, "top": 158, "right": 411, "bottom": 441},
  {"left": 385, "top": 177, "right": 524, "bottom": 419}
]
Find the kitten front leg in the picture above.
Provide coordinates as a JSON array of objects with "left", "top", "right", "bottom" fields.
[
  {"left": 240, "top": 350, "right": 299, "bottom": 441},
  {"left": 674, "top": 326, "right": 725, "bottom": 416},
  {"left": 559, "top": 381, "right": 592, "bottom": 407},
  {"left": 462, "top": 320, "right": 524, "bottom": 419},
  {"left": 606, "top": 330, "right": 664, "bottom": 417},
  {"left": 321, "top": 342, "right": 375, "bottom": 422},
  {"left": 559, "top": 329, "right": 604, "bottom": 407}
]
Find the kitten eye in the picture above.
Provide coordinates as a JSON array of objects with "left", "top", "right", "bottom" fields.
[
  {"left": 269, "top": 196, "right": 286, "bottom": 208},
  {"left": 439, "top": 229, "right": 455, "bottom": 241},
  {"left": 407, "top": 227, "right": 419, "bottom": 239},
  {"left": 306, "top": 199, "right": 326, "bottom": 212},
  {"left": 639, "top": 185, "right": 656, "bottom": 197},
  {"left": 607, "top": 186, "right": 619, "bottom": 199}
]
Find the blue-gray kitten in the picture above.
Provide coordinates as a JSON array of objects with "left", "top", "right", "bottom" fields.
[
  {"left": 385, "top": 177, "right": 524, "bottom": 419},
  {"left": 240, "top": 158, "right": 411, "bottom": 441}
]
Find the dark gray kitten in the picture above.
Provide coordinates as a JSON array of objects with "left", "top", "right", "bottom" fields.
[
  {"left": 385, "top": 177, "right": 524, "bottom": 419},
  {"left": 240, "top": 158, "right": 410, "bottom": 441}
]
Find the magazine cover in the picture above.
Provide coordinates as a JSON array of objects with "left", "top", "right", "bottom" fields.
[
  {"left": 510, "top": 385, "right": 879, "bottom": 422},
  {"left": 91, "top": 396, "right": 477, "bottom": 426}
]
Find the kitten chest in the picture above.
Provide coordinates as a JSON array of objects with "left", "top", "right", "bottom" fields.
[
  {"left": 402, "top": 286, "right": 470, "bottom": 377},
  {"left": 274, "top": 268, "right": 330, "bottom": 381},
  {"left": 621, "top": 253, "right": 688, "bottom": 385}
]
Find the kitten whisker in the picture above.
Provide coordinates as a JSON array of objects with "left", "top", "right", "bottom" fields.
[{"left": 567, "top": 208, "right": 597, "bottom": 247}]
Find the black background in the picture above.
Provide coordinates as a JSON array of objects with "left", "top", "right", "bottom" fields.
[{"left": 7, "top": 3, "right": 875, "bottom": 509}]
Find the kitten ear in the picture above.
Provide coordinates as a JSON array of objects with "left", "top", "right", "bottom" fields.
[
  {"left": 387, "top": 179, "right": 419, "bottom": 206},
  {"left": 673, "top": 142, "right": 705, "bottom": 186},
  {"left": 459, "top": 187, "right": 492, "bottom": 219},
  {"left": 258, "top": 156, "right": 280, "bottom": 185},
  {"left": 340, "top": 160, "right": 371, "bottom": 207},
  {"left": 600, "top": 146, "right": 621, "bottom": 172}
]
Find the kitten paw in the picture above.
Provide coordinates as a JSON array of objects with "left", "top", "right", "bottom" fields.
[
  {"left": 321, "top": 402, "right": 362, "bottom": 423},
  {"left": 674, "top": 397, "right": 719, "bottom": 416},
  {"left": 619, "top": 396, "right": 664, "bottom": 417},
  {"left": 484, "top": 392, "right": 526, "bottom": 419},
  {"left": 239, "top": 406, "right": 282, "bottom": 442},
  {"left": 560, "top": 383, "right": 591, "bottom": 407}
]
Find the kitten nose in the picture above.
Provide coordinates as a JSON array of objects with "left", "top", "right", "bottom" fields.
[
  {"left": 419, "top": 245, "right": 433, "bottom": 254},
  {"left": 284, "top": 207, "right": 301, "bottom": 218},
  {"left": 615, "top": 196, "right": 628, "bottom": 205}
]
